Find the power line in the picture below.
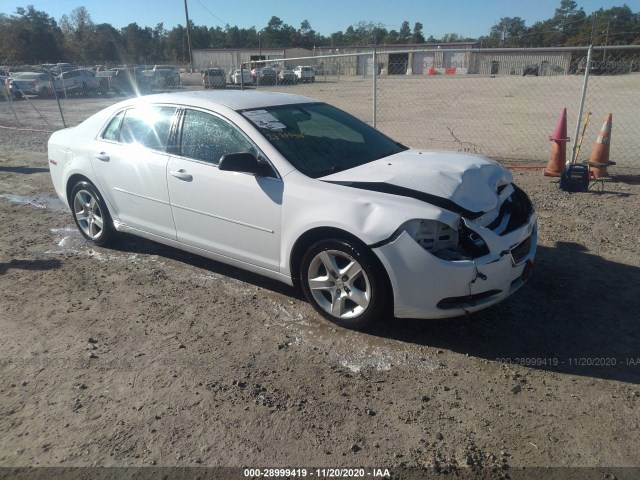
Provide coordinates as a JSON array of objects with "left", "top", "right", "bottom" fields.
[{"left": 193, "top": 0, "right": 227, "bottom": 27}]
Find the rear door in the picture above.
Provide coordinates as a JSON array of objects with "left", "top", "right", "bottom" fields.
[{"left": 90, "top": 105, "right": 178, "bottom": 239}]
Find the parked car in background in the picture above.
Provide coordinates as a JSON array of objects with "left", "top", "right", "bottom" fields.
[
  {"left": 278, "top": 69, "right": 296, "bottom": 85},
  {"left": 230, "top": 68, "right": 253, "bottom": 85},
  {"left": 59, "top": 68, "right": 107, "bottom": 95},
  {"left": 252, "top": 67, "right": 277, "bottom": 85},
  {"left": 8, "top": 72, "right": 59, "bottom": 97},
  {"left": 110, "top": 67, "right": 151, "bottom": 95},
  {"left": 1, "top": 72, "right": 17, "bottom": 100},
  {"left": 0, "top": 68, "right": 9, "bottom": 97},
  {"left": 575, "top": 57, "right": 604, "bottom": 75},
  {"left": 48, "top": 90, "right": 537, "bottom": 330},
  {"left": 51, "top": 63, "right": 75, "bottom": 75},
  {"left": 202, "top": 68, "right": 226, "bottom": 89},
  {"left": 293, "top": 66, "right": 315, "bottom": 83},
  {"left": 151, "top": 65, "right": 180, "bottom": 86}
]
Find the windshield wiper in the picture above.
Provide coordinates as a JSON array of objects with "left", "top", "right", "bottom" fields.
[
  {"left": 313, "top": 165, "right": 338, "bottom": 177},
  {"left": 374, "top": 150, "right": 401, "bottom": 160}
]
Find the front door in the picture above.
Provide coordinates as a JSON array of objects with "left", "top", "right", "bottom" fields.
[{"left": 167, "top": 108, "right": 282, "bottom": 271}]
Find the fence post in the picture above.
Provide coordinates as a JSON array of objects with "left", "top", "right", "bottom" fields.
[
  {"left": 372, "top": 48, "right": 377, "bottom": 128},
  {"left": 1, "top": 82, "right": 21, "bottom": 126},
  {"left": 46, "top": 69, "right": 66, "bottom": 129},
  {"left": 571, "top": 46, "right": 592, "bottom": 163}
]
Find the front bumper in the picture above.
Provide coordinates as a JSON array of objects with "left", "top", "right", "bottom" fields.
[{"left": 373, "top": 215, "right": 537, "bottom": 319}]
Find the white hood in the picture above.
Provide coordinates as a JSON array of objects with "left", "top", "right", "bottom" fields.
[{"left": 319, "top": 150, "right": 513, "bottom": 214}]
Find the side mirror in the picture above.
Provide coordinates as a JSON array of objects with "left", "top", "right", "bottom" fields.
[{"left": 218, "top": 152, "right": 271, "bottom": 177}]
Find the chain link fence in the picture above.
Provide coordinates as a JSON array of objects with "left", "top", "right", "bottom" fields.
[
  {"left": 249, "top": 45, "right": 640, "bottom": 172},
  {"left": 2, "top": 46, "right": 639, "bottom": 172}
]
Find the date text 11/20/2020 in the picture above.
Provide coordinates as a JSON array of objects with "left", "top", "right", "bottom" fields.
[
  {"left": 495, "top": 357, "right": 640, "bottom": 367},
  {"left": 243, "top": 468, "right": 392, "bottom": 478}
]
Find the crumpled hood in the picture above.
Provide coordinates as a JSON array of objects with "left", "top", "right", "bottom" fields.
[{"left": 319, "top": 150, "right": 513, "bottom": 215}]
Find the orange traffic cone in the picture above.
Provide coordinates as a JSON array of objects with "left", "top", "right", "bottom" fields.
[
  {"left": 544, "top": 107, "right": 570, "bottom": 177},
  {"left": 588, "top": 113, "right": 614, "bottom": 179}
]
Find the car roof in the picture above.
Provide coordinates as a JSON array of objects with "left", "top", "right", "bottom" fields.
[
  {"left": 12, "top": 72, "right": 46, "bottom": 78},
  {"left": 127, "top": 90, "right": 318, "bottom": 111}
]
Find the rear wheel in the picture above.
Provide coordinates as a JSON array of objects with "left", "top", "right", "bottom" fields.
[
  {"left": 70, "top": 181, "right": 116, "bottom": 246},
  {"left": 300, "top": 239, "right": 387, "bottom": 330}
]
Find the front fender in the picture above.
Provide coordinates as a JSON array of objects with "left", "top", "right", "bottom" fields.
[{"left": 279, "top": 172, "right": 458, "bottom": 276}]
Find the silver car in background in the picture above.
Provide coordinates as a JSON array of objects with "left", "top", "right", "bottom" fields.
[
  {"left": 58, "top": 68, "right": 107, "bottom": 95},
  {"left": 202, "top": 68, "right": 227, "bottom": 89},
  {"left": 9, "top": 72, "right": 58, "bottom": 97}
]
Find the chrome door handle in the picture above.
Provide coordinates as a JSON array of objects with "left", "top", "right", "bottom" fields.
[
  {"left": 95, "top": 152, "right": 110, "bottom": 161},
  {"left": 170, "top": 169, "right": 193, "bottom": 181}
]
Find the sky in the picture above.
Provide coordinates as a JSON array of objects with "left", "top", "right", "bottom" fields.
[{"left": 1, "top": 0, "right": 637, "bottom": 38}]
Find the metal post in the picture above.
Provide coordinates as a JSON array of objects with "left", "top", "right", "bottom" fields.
[
  {"left": 603, "top": 21, "right": 610, "bottom": 63},
  {"left": 2, "top": 81, "right": 21, "bottom": 126},
  {"left": 372, "top": 48, "right": 377, "bottom": 128},
  {"left": 240, "top": 64, "right": 244, "bottom": 91},
  {"left": 184, "top": 0, "right": 193, "bottom": 73},
  {"left": 571, "top": 46, "right": 592, "bottom": 163},
  {"left": 49, "top": 69, "right": 66, "bottom": 128}
]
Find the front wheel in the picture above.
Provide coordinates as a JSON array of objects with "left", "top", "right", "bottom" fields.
[
  {"left": 300, "top": 239, "right": 387, "bottom": 330},
  {"left": 70, "top": 181, "right": 116, "bottom": 246}
]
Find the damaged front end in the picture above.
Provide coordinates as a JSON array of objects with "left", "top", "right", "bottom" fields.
[{"left": 372, "top": 182, "right": 537, "bottom": 319}]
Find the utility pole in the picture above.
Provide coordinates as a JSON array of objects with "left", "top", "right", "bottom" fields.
[
  {"left": 603, "top": 20, "right": 610, "bottom": 63},
  {"left": 184, "top": 0, "right": 193, "bottom": 72}
]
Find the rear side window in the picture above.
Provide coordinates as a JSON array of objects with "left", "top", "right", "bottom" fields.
[
  {"left": 102, "top": 106, "right": 176, "bottom": 151},
  {"left": 101, "top": 111, "right": 124, "bottom": 141}
]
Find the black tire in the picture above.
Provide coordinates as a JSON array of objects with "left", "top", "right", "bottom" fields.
[
  {"left": 70, "top": 181, "right": 116, "bottom": 247},
  {"left": 300, "top": 238, "right": 387, "bottom": 330}
]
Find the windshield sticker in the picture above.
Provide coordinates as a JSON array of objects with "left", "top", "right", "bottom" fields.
[
  {"left": 264, "top": 132, "right": 305, "bottom": 141},
  {"left": 243, "top": 110, "right": 286, "bottom": 131}
]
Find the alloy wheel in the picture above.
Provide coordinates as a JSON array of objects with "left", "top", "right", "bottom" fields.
[{"left": 306, "top": 249, "right": 371, "bottom": 319}]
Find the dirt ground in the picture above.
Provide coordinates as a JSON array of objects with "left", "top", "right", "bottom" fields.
[{"left": 1, "top": 92, "right": 639, "bottom": 479}]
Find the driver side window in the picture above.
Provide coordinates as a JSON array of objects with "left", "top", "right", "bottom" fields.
[{"left": 180, "top": 109, "right": 255, "bottom": 165}]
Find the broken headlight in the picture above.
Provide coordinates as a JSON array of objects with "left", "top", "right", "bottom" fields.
[
  {"left": 398, "top": 218, "right": 491, "bottom": 261},
  {"left": 402, "top": 219, "right": 466, "bottom": 260}
]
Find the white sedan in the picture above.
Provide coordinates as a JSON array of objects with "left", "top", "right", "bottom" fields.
[
  {"left": 230, "top": 69, "right": 253, "bottom": 85},
  {"left": 48, "top": 91, "right": 536, "bottom": 330}
]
